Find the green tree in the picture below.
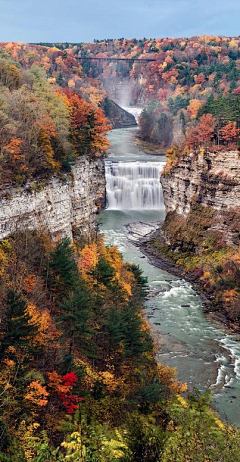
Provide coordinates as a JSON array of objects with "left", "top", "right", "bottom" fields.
[
  {"left": 90, "top": 256, "right": 115, "bottom": 288},
  {"left": 47, "top": 238, "right": 79, "bottom": 297},
  {"left": 0, "top": 290, "right": 38, "bottom": 360},
  {"left": 122, "top": 415, "right": 165, "bottom": 462},
  {"left": 121, "top": 303, "right": 153, "bottom": 359},
  {"left": 57, "top": 283, "right": 95, "bottom": 357}
]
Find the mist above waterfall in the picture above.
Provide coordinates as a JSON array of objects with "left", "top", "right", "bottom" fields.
[
  {"left": 102, "top": 75, "right": 144, "bottom": 122},
  {"left": 105, "top": 161, "right": 164, "bottom": 210}
]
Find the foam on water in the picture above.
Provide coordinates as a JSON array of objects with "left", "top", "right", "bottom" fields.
[
  {"left": 105, "top": 161, "right": 165, "bottom": 210},
  {"left": 99, "top": 125, "right": 240, "bottom": 424}
]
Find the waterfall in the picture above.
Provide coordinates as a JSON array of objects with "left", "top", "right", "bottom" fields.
[
  {"left": 105, "top": 161, "right": 165, "bottom": 210},
  {"left": 122, "top": 107, "right": 143, "bottom": 124}
]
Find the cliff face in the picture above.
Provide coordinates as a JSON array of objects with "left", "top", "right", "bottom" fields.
[
  {"left": 101, "top": 98, "right": 137, "bottom": 128},
  {"left": 161, "top": 150, "right": 240, "bottom": 245},
  {"left": 158, "top": 149, "right": 240, "bottom": 323},
  {"left": 0, "top": 157, "right": 105, "bottom": 241}
]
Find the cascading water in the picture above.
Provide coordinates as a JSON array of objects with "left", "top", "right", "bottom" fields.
[
  {"left": 123, "top": 106, "right": 143, "bottom": 123},
  {"left": 99, "top": 126, "right": 240, "bottom": 424},
  {"left": 105, "top": 161, "right": 165, "bottom": 210}
]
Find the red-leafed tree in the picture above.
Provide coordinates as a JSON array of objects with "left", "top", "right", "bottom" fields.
[{"left": 47, "top": 370, "right": 83, "bottom": 414}]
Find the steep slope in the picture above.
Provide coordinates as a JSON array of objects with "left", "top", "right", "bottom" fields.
[
  {"left": 151, "top": 148, "right": 240, "bottom": 325},
  {"left": 0, "top": 156, "right": 105, "bottom": 241}
]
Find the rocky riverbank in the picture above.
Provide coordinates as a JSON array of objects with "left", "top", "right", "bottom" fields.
[
  {"left": 157, "top": 148, "right": 240, "bottom": 331},
  {"left": 125, "top": 221, "right": 240, "bottom": 334}
]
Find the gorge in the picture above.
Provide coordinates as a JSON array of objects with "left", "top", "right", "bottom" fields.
[
  {"left": 0, "top": 113, "right": 239, "bottom": 424},
  {"left": 1, "top": 36, "right": 240, "bottom": 459},
  {"left": 99, "top": 126, "right": 240, "bottom": 425}
]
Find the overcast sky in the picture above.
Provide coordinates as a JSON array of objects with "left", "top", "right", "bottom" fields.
[{"left": 0, "top": 0, "right": 240, "bottom": 43}]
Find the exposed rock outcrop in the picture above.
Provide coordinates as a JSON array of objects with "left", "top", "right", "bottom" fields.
[
  {"left": 161, "top": 150, "right": 240, "bottom": 245},
  {"left": 101, "top": 97, "right": 137, "bottom": 128},
  {"left": 157, "top": 148, "right": 240, "bottom": 322},
  {"left": 0, "top": 157, "right": 105, "bottom": 241}
]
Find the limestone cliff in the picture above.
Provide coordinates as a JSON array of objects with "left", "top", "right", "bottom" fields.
[
  {"left": 161, "top": 150, "right": 240, "bottom": 246},
  {"left": 0, "top": 157, "right": 105, "bottom": 241},
  {"left": 156, "top": 149, "right": 240, "bottom": 323}
]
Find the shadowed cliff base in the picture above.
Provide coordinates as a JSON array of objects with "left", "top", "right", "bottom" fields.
[{"left": 101, "top": 97, "right": 137, "bottom": 128}]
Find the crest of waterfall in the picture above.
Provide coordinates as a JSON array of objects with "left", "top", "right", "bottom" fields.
[
  {"left": 122, "top": 107, "right": 143, "bottom": 124},
  {"left": 105, "top": 161, "right": 165, "bottom": 210}
]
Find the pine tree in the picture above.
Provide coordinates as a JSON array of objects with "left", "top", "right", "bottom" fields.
[
  {"left": 57, "top": 283, "right": 95, "bottom": 357},
  {"left": 47, "top": 238, "right": 79, "bottom": 297},
  {"left": 90, "top": 256, "right": 115, "bottom": 288},
  {"left": 0, "top": 290, "right": 38, "bottom": 359},
  {"left": 121, "top": 303, "right": 153, "bottom": 359}
]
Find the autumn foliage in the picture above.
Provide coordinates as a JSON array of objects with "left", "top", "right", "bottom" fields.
[
  {"left": 0, "top": 38, "right": 240, "bottom": 460},
  {"left": 0, "top": 230, "right": 191, "bottom": 459},
  {"left": 61, "top": 89, "right": 111, "bottom": 156},
  {"left": 0, "top": 52, "right": 111, "bottom": 187},
  {"left": 185, "top": 113, "right": 216, "bottom": 149}
]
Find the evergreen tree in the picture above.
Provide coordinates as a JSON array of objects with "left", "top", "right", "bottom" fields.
[
  {"left": 90, "top": 255, "right": 115, "bottom": 288},
  {"left": 57, "top": 283, "right": 95, "bottom": 357},
  {"left": 0, "top": 290, "right": 38, "bottom": 359},
  {"left": 47, "top": 238, "right": 79, "bottom": 297},
  {"left": 127, "top": 263, "right": 148, "bottom": 300},
  {"left": 121, "top": 303, "right": 153, "bottom": 359}
]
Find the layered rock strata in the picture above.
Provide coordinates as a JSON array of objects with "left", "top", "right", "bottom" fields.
[
  {"left": 161, "top": 150, "right": 240, "bottom": 245},
  {"left": 0, "top": 157, "right": 105, "bottom": 241}
]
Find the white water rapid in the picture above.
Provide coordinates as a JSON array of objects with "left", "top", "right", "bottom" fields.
[
  {"left": 98, "top": 125, "right": 240, "bottom": 425},
  {"left": 105, "top": 161, "right": 164, "bottom": 210}
]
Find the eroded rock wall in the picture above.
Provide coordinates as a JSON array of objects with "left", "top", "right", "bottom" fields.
[
  {"left": 101, "top": 97, "right": 137, "bottom": 128},
  {"left": 161, "top": 150, "right": 240, "bottom": 245},
  {"left": 0, "top": 157, "right": 105, "bottom": 241}
]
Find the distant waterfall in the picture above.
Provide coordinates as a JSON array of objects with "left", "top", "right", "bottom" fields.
[
  {"left": 123, "top": 107, "right": 143, "bottom": 124},
  {"left": 105, "top": 161, "right": 165, "bottom": 210}
]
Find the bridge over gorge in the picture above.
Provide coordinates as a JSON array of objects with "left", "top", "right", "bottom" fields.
[
  {"left": 75, "top": 56, "right": 156, "bottom": 104},
  {"left": 76, "top": 56, "right": 156, "bottom": 62}
]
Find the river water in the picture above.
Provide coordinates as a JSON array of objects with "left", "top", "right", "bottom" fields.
[{"left": 98, "top": 126, "right": 240, "bottom": 425}]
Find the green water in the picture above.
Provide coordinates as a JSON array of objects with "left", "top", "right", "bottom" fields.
[{"left": 98, "top": 127, "right": 240, "bottom": 425}]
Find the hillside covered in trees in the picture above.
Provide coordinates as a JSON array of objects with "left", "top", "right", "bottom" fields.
[
  {"left": 1, "top": 230, "right": 240, "bottom": 461},
  {"left": 0, "top": 45, "right": 111, "bottom": 187},
  {"left": 2, "top": 37, "right": 240, "bottom": 150},
  {"left": 0, "top": 38, "right": 240, "bottom": 460}
]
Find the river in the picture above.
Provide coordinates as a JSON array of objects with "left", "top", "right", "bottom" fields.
[{"left": 98, "top": 126, "right": 240, "bottom": 425}]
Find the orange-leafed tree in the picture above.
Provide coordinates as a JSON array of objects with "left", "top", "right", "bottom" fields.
[
  {"left": 220, "top": 121, "right": 240, "bottom": 144},
  {"left": 27, "top": 302, "right": 60, "bottom": 348},
  {"left": 185, "top": 114, "right": 216, "bottom": 149},
  {"left": 61, "top": 89, "right": 112, "bottom": 157},
  {"left": 36, "top": 128, "right": 61, "bottom": 175},
  {"left": 24, "top": 380, "right": 49, "bottom": 409},
  {"left": 187, "top": 99, "right": 204, "bottom": 119}
]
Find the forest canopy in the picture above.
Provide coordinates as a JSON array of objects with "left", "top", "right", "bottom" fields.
[{"left": 0, "top": 50, "right": 111, "bottom": 186}]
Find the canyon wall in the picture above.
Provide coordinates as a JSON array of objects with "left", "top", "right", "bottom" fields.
[
  {"left": 101, "top": 97, "right": 137, "bottom": 128},
  {"left": 161, "top": 150, "right": 240, "bottom": 245},
  {"left": 0, "top": 157, "right": 106, "bottom": 241}
]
